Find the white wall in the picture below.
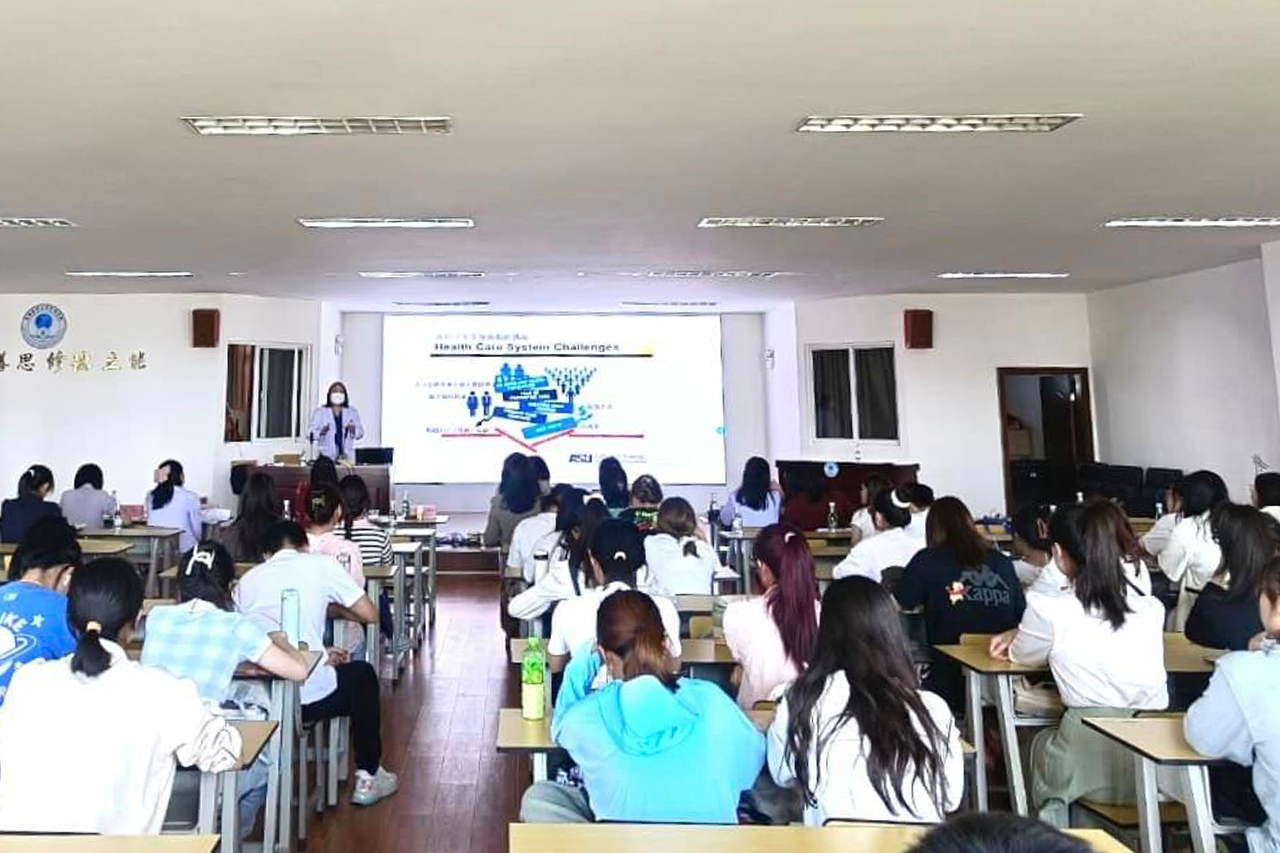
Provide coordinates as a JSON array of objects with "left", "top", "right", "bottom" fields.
[
  {"left": 793, "top": 293, "right": 1094, "bottom": 513},
  {"left": 1090, "top": 259, "right": 1280, "bottom": 498},
  {"left": 1, "top": 293, "right": 322, "bottom": 510},
  {"left": 339, "top": 312, "right": 769, "bottom": 512},
  {"left": 763, "top": 303, "right": 802, "bottom": 461}
]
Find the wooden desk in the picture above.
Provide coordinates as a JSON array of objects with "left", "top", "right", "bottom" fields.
[
  {"left": 197, "top": 720, "right": 279, "bottom": 853},
  {"left": 935, "top": 633, "right": 1217, "bottom": 817},
  {"left": 0, "top": 839, "right": 219, "bottom": 853},
  {"left": 379, "top": 520, "right": 444, "bottom": 628},
  {"left": 0, "top": 539, "right": 134, "bottom": 558},
  {"left": 391, "top": 539, "right": 428, "bottom": 645},
  {"left": 141, "top": 598, "right": 175, "bottom": 616},
  {"left": 509, "top": 823, "right": 1131, "bottom": 853},
  {"left": 674, "top": 594, "right": 749, "bottom": 615},
  {"left": 1085, "top": 715, "right": 1221, "bottom": 853},
  {"left": 363, "top": 561, "right": 407, "bottom": 682},
  {"left": 82, "top": 526, "right": 182, "bottom": 597}
]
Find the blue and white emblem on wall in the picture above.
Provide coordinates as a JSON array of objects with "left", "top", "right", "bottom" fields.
[{"left": 20, "top": 303, "right": 67, "bottom": 349}]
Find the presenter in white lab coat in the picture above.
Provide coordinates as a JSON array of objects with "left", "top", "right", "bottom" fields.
[{"left": 309, "top": 382, "right": 364, "bottom": 462}]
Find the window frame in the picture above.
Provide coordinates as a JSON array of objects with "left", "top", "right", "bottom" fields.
[
  {"left": 803, "top": 341, "right": 903, "bottom": 450},
  {"left": 224, "top": 341, "right": 313, "bottom": 444}
]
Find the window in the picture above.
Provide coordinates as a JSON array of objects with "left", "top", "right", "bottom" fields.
[
  {"left": 224, "top": 343, "right": 310, "bottom": 442},
  {"left": 809, "top": 344, "right": 899, "bottom": 442}
]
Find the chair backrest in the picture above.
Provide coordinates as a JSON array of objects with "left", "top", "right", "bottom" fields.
[
  {"left": 881, "top": 565, "right": 905, "bottom": 593},
  {"left": 1145, "top": 467, "right": 1183, "bottom": 490}
]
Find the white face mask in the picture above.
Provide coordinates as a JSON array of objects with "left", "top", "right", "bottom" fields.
[{"left": 329, "top": 392, "right": 346, "bottom": 406}]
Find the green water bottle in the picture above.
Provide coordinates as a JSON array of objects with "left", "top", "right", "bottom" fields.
[{"left": 521, "top": 637, "right": 547, "bottom": 720}]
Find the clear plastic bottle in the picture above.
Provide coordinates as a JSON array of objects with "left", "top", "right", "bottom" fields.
[
  {"left": 826, "top": 501, "right": 838, "bottom": 531},
  {"left": 110, "top": 491, "right": 123, "bottom": 530},
  {"left": 521, "top": 637, "right": 546, "bottom": 720}
]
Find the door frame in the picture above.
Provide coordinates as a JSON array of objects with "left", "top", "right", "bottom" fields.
[{"left": 996, "top": 366, "right": 1096, "bottom": 513}]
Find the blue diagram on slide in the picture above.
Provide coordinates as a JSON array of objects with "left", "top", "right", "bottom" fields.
[{"left": 469, "top": 363, "right": 597, "bottom": 441}]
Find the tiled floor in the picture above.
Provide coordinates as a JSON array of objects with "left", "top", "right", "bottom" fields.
[{"left": 307, "top": 574, "right": 527, "bottom": 853}]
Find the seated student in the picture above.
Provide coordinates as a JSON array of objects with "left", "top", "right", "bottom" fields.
[
  {"left": 782, "top": 467, "right": 854, "bottom": 531},
  {"left": 1185, "top": 503, "right": 1280, "bottom": 652},
  {"left": 146, "top": 459, "right": 203, "bottom": 553},
  {"left": 1255, "top": 471, "right": 1280, "bottom": 524},
  {"left": 832, "top": 487, "right": 924, "bottom": 584},
  {"left": 907, "top": 813, "right": 1094, "bottom": 853},
  {"left": 895, "top": 497, "right": 1025, "bottom": 712},
  {"left": 720, "top": 456, "right": 782, "bottom": 529},
  {"left": 1156, "top": 470, "right": 1229, "bottom": 629},
  {"left": 723, "top": 524, "right": 820, "bottom": 710},
  {"left": 304, "top": 484, "right": 365, "bottom": 655},
  {"left": 339, "top": 475, "right": 393, "bottom": 567},
  {"left": 484, "top": 453, "right": 541, "bottom": 551},
  {"left": 0, "top": 465, "right": 62, "bottom": 544},
  {"left": 234, "top": 521, "right": 397, "bottom": 805},
  {"left": 59, "top": 463, "right": 117, "bottom": 529},
  {"left": 769, "top": 577, "right": 963, "bottom": 825},
  {"left": 218, "top": 472, "right": 281, "bottom": 563},
  {"left": 521, "top": 590, "right": 764, "bottom": 823},
  {"left": 1185, "top": 556, "right": 1280, "bottom": 853},
  {"left": 530, "top": 455, "right": 552, "bottom": 496},
  {"left": 645, "top": 497, "right": 721, "bottom": 595},
  {"left": 849, "top": 474, "right": 892, "bottom": 541},
  {"left": 597, "top": 456, "right": 630, "bottom": 517},
  {"left": 989, "top": 502, "right": 1168, "bottom": 827},
  {"left": 619, "top": 474, "right": 663, "bottom": 533},
  {"left": 0, "top": 557, "right": 240, "bottom": 834},
  {"left": 143, "top": 542, "right": 310, "bottom": 834},
  {"left": 293, "top": 455, "right": 339, "bottom": 527},
  {"left": 1009, "top": 504, "right": 1061, "bottom": 591},
  {"left": 547, "top": 518, "right": 682, "bottom": 669},
  {"left": 508, "top": 484, "right": 565, "bottom": 582},
  {"left": 905, "top": 482, "right": 935, "bottom": 544},
  {"left": 0, "top": 518, "right": 80, "bottom": 705},
  {"left": 1140, "top": 479, "right": 1182, "bottom": 557},
  {"left": 508, "top": 493, "right": 604, "bottom": 621}
]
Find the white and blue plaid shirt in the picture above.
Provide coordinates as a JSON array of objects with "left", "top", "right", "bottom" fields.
[{"left": 141, "top": 600, "right": 272, "bottom": 703}]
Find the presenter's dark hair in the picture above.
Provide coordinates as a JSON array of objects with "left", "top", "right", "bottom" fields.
[
  {"left": 326, "top": 381, "right": 350, "bottom": 407},
  {"left": 589, "top": 519, "right": 645, "bottom": 586},
  {"left": 310, "top": 456, "right": 339, "bottom": 489},
  {"left": 73, "top": 463, "right": 105, "bottom": 491},
  {"left": 9, "top": 517, "right": 82, "bottom": 581},
  {"left": 599, "top": 457, "right": 629, "bottom": 510},
  {"left": 735, "top": 457, "right": 772, "bottom": 512},
  {"left": 150, "top": 460, "right": 184, "bottom": 510},
  {"left": 265, "top": 520, "right": 309, "bottom": 554},
  {"left": 907, "top": 814, "right": 1091, "bottom": 853},
  {"left": 178, "top": 541, "right": 236, "bottom": 611},
  {"left": 1255, "top": 472, "right": 1280, "bottom": 509},
  {"left": 17, "top": 464, "right": 54, "bottom": 499},
  {"left": 499, "top": 453, "right": 539, "bottom": 515},
  {"left": 68, "top": 557, "right": 144, "bottom": 678}
]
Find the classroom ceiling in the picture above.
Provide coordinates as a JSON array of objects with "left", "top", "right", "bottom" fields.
[{"left": 2, "top": 0, "right": 1280, "bottom": 312}]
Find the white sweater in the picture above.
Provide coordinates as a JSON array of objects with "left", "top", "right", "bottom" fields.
[{"left": 0, "top": 639, "right": 240, "bottom": 834}]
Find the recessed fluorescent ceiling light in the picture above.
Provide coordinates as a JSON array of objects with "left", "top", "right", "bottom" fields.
[
  {"left": 798, "top": 114, "right": 1081, "bottom": 133},
  {"left": 938, "top": 271, "right": 1070, "bottom": 279},
  {"left": 65, "top": 270, "right": 192, "bottom": 278},
  {"left": 0, "top": 217, "right": 77, "bottom": 228},
  {"left": 299, "top": 217, "right": 474, "bottom": 229},
  {"left": 1104, "top": 217, "right": 1280, "bottom": 228},
  {"left": 622, "top": 301, "right": 719, "bottom": 307},
  {"left": 181, "top": 116, "right": 452, "bottom": 136},
  {"left": 359, "top": 270, "right": 484, "bottom": 279},
  {"left": 392, "top": 301, "right": 490, "bottom": 307},
  {"left": 579, "top": 270, "right": 795, "bottom": 279},
  {"left": 698, "top": 216, "right": 883, "bottom": 228}
]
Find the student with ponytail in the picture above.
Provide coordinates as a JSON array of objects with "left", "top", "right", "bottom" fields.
[
  {"left": 146, "top": 459, "right": 203, "bottom": 552},
  {"left": 832, "top": 487, "right": 925, "bottom": 583},
  {"left": 645, "top": 496, "right": 721, "bottom": 595},
  {"left": 0, "top": 463, "right": 62, "bottom": 543},
  {"left": 521, "top": 590, "right": 764, "bottom": 823},
  {"left": 1155, "top": 469, "right": 1229, "bottom": 629},
  {"left": 0, "top": 558, "right": 240, "bottom": 833},
  {"left": 546, "top": 518, "right": 681, "bottom": 671},
  {"left": 305, "top": 482, "right": 367, "bottom": 653},
  {"left": 723, "top": 523, "right": 821, "bottom": 710},
  {"left": 769, "top": 577, "right": 963, "bottom": 824},
  {"left": 989, "top": 501, "right": 1167, "bottom": 827},
  {"left": 508, "top": 492, "right": 606, "bottom": 621}
]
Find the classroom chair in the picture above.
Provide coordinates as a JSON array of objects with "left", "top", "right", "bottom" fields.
[{"left": 1072, "top": 798, "right": 1188, "bottom": 852}]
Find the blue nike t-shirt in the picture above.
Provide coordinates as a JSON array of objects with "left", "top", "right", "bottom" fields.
[{"left": 0, "top": 583, "right": 76, "bottom": 705}]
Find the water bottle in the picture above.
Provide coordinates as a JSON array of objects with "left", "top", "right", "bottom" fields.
[
  {"left": 731, "top": 515, "right": 744, "bottom": 533},
  {"left": 1155, "top": 501, "right": 1165, "bottom": 517},
  {"left": 533, "top": 550, "right": 550, "bottom": 583},
  {"left": 1076, "top": 491, "right": 1085, "bottom": 505},
  {"left": 283, "top": 499, "right": 292, "bottom": 520},
  {"left": 708, "top": 496, "right": 719, "bottom": 524},
  {"left": 826, "top": 501, "right": 838, "bottom": 531},
  {"left": 280, "top": 589, "right": 301, "bottom": 646},
  {"left": 110, "top": 491, "right": 123, "bottom": 530},
  {"left": 521, "top": 637, "right": 546, "bottom": 721},
  {"left": 400, "top": 491, "right": 411, "bottom": 521}
]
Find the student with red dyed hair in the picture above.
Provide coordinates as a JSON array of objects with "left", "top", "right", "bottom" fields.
[{"left": 723, "top": 523, "right": 821, "bottom": 710}]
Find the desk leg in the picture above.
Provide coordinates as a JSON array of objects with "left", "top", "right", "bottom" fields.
[
  {"left": 366, "top": 578, "right": 383, "bottom": 678},
  {"left": 278, "top": 682, "right": 297, "bottom": 853},
  {"left": 428, "top": 532, "right": 438, "bottom": 628},
  {"left": 966, "top": 669, "right": 989, "bottom": 812},
  {"left": 221, "top": 768, "right": 242, "bottom": 853},
  {"left": 532, "top": 753, "right": 548, "bottom": 783},
  {"left": 146, "top": 537, "right": 160, "bottom": 597},
  {"left": 263, "top": 679, "right": 284, "bottom": 853},
  {"left": 994, "top": 674, "right": 1028, "bottom": 817},
  {"left": 1135, "top": 755, "right": 1163, "bottom": 853},
  {"left": 1182, "top": 766, "right": 1217, "bottom": 853},
  {"left": 393, "top": 562, "right": 407, "bottom": 681},
  {"left": 197, "top": 770, "right": 218, "bottom": 835},
  {"left": 414, "top": 544, "right": 425, "bottom": 643}
]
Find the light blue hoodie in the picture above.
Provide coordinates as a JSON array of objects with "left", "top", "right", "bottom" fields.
[{"left": 552, "top": 649, "right": 765, "bottom": 823}]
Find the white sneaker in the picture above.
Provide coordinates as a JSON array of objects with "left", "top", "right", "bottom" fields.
[{"left": 350, "top": 766, "right": 399, "bottom": 806}]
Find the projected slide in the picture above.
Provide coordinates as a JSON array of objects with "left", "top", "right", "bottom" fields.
[{"left": 382, "top": 315, "right": 726, "bottom": 484}]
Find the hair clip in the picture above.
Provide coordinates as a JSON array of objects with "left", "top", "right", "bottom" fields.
[
  {"left": 26, "top": 468, "right": 36, "bottom": 479},
  {"left": 891, "top": 491, "right": 912, "bottom": 509},
  {"left": 613, "top": 550, "right": 626, "bottom": 560},
  {"left": 185, "top": 549, "right": 215, "bottom": 576},
  {"left": 85, "top": 620, "right": 102, "bottom": 633},
  {"left": 783, "top": 531, "right": 797, "bottom": 543}
]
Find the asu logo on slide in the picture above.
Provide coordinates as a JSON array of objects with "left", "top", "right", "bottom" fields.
[{"left": 20, "top": 303, "right": 68, "bottom": 349}]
